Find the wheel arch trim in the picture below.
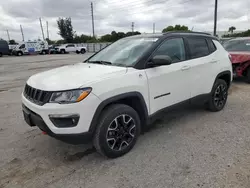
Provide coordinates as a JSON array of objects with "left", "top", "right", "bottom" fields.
[
  {"left": 214, "top": 70, "right": 232, "bottom": 87},
  {"left": 88, "top": 92, "right": 149, "bottom": 134}
]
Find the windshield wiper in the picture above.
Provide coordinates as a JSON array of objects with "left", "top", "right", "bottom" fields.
[{"left": 88, "top": 60, "right": 112, "bottom": 65}]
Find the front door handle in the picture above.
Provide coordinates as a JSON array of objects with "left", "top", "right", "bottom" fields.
[{"left": 181, "top": 65, "right": 190, "bottom": 71}]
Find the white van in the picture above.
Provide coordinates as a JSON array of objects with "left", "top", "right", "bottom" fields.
[{"left": 12, "top": 40, "right": 49, "bottom": 56}]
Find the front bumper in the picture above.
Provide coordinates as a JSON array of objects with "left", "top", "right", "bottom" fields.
[
  {"left": 22, "top": 92, "right": 101, "bottom": 144},
  {"left": 22, "top": 105, "right": 92, "bottom": 144}
]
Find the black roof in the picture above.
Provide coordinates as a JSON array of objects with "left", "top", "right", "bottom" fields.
[{"left": 127, "top": 31, "right": 218, "bottom": 41}]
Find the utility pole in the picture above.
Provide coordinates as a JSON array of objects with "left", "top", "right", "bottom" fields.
[
  {"left": 91, "top": 2, "right": 95, "bottom": 38},
  {"left": 20, "top": 25, "right": 24, "bottom": 41},
  {"left": 39, "top": 17, "right": 45, "bottom": 40},
  {"left": 46, "top": 21, "right": 49, "bottom": 40},
  {"left": 132, "top": 22, "right": 134, "bottom": 33},
  {"left": 6, "top": 30, "right": 10, "bottom": 41},
  {"left": 213, "top": 0, "right": 218, "bottom": 36},
  {"left": 153, "top": 23, "right": 155, "bottom": 34}
]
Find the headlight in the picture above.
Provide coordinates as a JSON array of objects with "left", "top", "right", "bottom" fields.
[{"left": 49, "top": 88, "right": 92, "bottom": 104}]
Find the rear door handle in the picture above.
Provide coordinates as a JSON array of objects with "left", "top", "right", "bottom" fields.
[
  {"left": 181, "top": 65, "right": 191, "bottom": 71},
  {"left": 210, "top": 60, "right": 218, "bottom": 63}
]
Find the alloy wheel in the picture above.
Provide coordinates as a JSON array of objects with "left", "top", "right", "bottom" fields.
[
  {"left": 214, "top": 84, "right": 227, "bottom": 108},
  {"left": 106, "top": 114, "right": 136, "bottom": 151}
]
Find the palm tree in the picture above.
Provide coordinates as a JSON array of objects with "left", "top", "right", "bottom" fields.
[{"left": 228, "top": 26, "right": 236, "bottom": 34}]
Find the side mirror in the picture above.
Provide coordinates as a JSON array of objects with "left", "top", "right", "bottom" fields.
[{"left": 148, "top": 55, "right": 172, "bottom": 67}]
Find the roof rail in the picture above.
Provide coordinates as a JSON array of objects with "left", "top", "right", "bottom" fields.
[{"left": 163, "top": 31, "right": 212, "bottom": 36}]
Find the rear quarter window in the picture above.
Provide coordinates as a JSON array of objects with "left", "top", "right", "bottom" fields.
[
  {"left": 207, "top": 39, "right": 217, "bottom": 53},
  {"left": 187, "top": 38, "right": 210, "bottom": 59}
]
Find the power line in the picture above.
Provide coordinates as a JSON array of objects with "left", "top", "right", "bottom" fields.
[
  {"left": 100, "top": 0, "right": 164, "bottom": 10},
  {"left": 76, "top": 0, "right": 196, "bottom": 18},
  {"left": 103, "top": 0, "right": 196, "bottom": 17},
  {"left": 101, "top": 0, "right": 190, "bottom": 13},
  {"left": 77, "top": 0, "right": 166, "bottom": 17}
]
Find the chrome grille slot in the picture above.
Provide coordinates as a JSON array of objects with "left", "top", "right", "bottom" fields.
[{"left": 24, "top": 84, "right": 51, "bottom": 105}]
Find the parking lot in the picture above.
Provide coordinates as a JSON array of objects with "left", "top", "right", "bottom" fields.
[{"left": 1, "top": 54, "right": 250, "bottom": 188}]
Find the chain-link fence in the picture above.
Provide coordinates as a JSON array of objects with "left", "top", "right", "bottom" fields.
[{"left": 75, "top": 43, "right": 111, "bottom": 53}]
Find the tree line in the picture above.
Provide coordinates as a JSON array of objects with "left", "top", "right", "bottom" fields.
[
  {"left": 54, "top": 17, "right": 190, "bottom": 45},
  {"left": 223, "top": 26, "right": 250, "bottom": 38},
  {"left": 7, "top": 17, "right": 250, "bottom": 45}
]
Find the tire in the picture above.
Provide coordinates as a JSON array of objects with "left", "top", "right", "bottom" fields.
[
  {"left": 93, "top": 104, "right": 141, "bottom": 158},
  {"left": 81, "top": 49, "right": 86, "bottom": 54},
  {"left": 60, "top": 49, "right": 65, "bottom": 54},
  {"left": 76, "top": 50, "right": 80, "bottom": 54},
  {"left": 17, "top": 51, "right": 23, "bottom": 56},
  {"left": 246, "top": 68, "right": 250, "bottom": 83},
  {"left": 207, "top": 79, "right": 228, "bottom": 112},
  {"left": 0, "top": 52, "right": 2, "bottom": 57},
  {"left": 42, "top": 50, "right": 46, "bottom": 55}
]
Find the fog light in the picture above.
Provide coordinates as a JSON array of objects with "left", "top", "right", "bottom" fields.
[{"left": 49, "top": 114, "right": 79, "bottom": 128}]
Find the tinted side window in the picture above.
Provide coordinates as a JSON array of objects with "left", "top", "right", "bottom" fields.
[
  {"left": 187, "top": 38, "right": 209, "bottom": 58},
  {"left": 153, "top": 38, "right": 186, "bottom": 63},
  {"left": 207, "top": 39, "right": 217, "bottom": 53},
  {"left": 66, "top": 44, "right": 74, "bottom": 47},
  {"left": 19, "top": 44, "right": 25, "bottom": 49}
]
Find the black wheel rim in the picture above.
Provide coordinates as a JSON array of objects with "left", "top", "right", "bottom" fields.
[
  {"left": 214, "top": 84, "right": 227, "bottom": 108},
  {"left": 106, "top": 114, "right": 136, "bottom": 151}
]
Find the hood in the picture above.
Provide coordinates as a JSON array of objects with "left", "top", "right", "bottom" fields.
[
  {"left": 27, "top": 63, "right": 127, "bottom": 91},
  {"left": 229, "top": 51, "right": 250, "bottom": 64}
]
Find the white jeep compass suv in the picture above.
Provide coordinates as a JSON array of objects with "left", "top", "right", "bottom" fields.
[{"left": 22, "top": 32, "right": 232, "bottom": 158}]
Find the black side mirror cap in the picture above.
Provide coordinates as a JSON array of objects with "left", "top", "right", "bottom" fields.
[{"left": 148, "top": 55, "right": 172, "bottom": 67}]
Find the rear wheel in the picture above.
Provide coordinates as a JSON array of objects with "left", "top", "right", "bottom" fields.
[
  {"left": 93, "top": 104, "right": 140, "bottom": 158},
  {"left": 42, "top": 50, "right": 46, "bottom": 55},
  {"left": 76, "top": 50, "right": 80, "bottom": 54},
  {"left": 207, "top": 79, "right": 228, "bottom": 112},
  {"left": 81, "top": 49, "right": 86, "bottom": 54},
  {"left": 0, "top": 52, "right": 2, "bottom": 57},
  {"left": 60, "top": 49, "right": 65, "bottom": 54},
  {"left": 246, "top": 68, "right": 250, "bottom": 83}
]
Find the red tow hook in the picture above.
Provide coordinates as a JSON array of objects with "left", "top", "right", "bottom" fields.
[{"left": 42, "top": 131, "right": 47, "bottom": 135}]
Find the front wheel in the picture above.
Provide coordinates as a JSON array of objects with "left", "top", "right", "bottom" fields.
[
  {"left": 17, "top": 51, "right": 23, "bottom": 56},
  {"left": 207, "top": 79, "right": 228, "bottom": 112},
  {"left": 93, "top": 104, "right": 141, "bottom": 158}
]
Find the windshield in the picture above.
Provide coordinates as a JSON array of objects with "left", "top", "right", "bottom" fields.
[
  {"left": 224, "top": 39, "right": 250, "bottom": 51},
  {"left": 87, "top": 37, "right": 159, "bottom": 67}
]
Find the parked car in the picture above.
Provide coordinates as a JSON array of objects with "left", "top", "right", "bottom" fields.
[
  {"left": 12, "top": 40, "right": 49, "bottom": 56},
  {"left": 56, "top": 44, "right": 87, "bottom": 54},
  {"left": 48, "top": 44, "right": 60, "bottom": 54},
  {"left": 220, "top": 37, "right": 235, "bottom": 45},
  {"left": 0, "top": 40, "right": 10, "bottom": 57},
  {"left": 22, "top": 32, "right": 232, "bottom": 158},
  {"left": 223, "top": 37, "right": 250, "bottom": 83}
]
